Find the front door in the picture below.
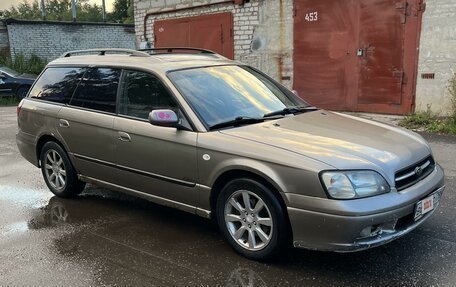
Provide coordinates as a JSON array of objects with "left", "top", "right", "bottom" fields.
[{"left": 114, "top": 70, "right": 198, "bottom": 207}]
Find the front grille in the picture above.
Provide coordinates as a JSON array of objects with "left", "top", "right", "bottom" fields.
[{"left": 395, "top": 156, "right": 435, "bottom": 191}]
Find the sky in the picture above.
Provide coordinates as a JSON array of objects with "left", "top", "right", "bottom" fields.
[{"left": 0, "top": 0, "right": 115, "bottom": 12}]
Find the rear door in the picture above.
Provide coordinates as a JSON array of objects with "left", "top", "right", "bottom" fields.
[
  {"left": 113, "top": 70, "right": 198, "bottom": 207},
  {"left": 58, "top": 67, "right": 121, "bottom": 183}
]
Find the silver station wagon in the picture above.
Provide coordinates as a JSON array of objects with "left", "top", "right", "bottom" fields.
[{"left": 16, "top": 48, "right": 445, "bottom": 260}]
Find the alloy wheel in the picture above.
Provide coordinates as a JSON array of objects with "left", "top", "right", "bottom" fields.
[
  {"left": 44, "top": 149, "right": 67, "bottom": 191},
  {"left": 224, "top": 190, "right": 273, "bottom": 251}
]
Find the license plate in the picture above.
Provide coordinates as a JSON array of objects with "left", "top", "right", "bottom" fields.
[{"left": 414, "top": 191, "right": 441, "bottom": 221}]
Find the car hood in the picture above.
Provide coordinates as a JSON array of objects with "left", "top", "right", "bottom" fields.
[
  {"left": 220, "top": 111, "right": 431, "bottom": 183},
  {"left": 17, "top": 73, "right": 37, "bottom": 80}
]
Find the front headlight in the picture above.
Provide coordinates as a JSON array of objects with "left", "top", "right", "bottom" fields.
[{"left": 320, "top": 170, "right": 390, "bottom": 199}]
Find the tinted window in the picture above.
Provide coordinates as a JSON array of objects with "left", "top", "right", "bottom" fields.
[
  {"left": 29, "top": 67, "right": 85, "bottom": 104},
  {"left": 70, "top": 68, "right": 120, "bottom": 113},
  {"left": 119, "top": 70, "right": 177, "bottom": 119},
  {"left": 168, "top": 65, "right": 306, "bottom": 128}
]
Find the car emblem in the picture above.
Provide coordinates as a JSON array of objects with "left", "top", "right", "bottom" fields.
[{"left": 415, "top": 166, "right": 423, "bottom": 176}]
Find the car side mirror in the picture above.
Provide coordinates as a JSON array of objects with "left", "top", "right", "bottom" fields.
[{"left": 148, "top": 109, "right": 179, "bottom": 128}]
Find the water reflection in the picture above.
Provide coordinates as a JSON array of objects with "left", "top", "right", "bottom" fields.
[
  {"left": 25, "top": 193, "right": 273, "bottom": 286},
  {"left": 226, "top": 267, "right": 268, "bottom": 287},
  {"left": 1, "top": 221, "right": 29, "bottom": 237},
  {"left": 20, "top": 190, "right": 454, "bottom": 287}
]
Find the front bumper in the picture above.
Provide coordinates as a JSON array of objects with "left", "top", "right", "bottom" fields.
[{"left": 285, "top": 164, "right": 445, "bottom": 252}]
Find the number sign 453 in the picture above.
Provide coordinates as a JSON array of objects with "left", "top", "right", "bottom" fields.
[{"left": 305, "top": 12, "right": 318, "bottom": 22}]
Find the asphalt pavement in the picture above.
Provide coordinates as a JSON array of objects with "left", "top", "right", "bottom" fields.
[{"left": 1, "top": 106, "right": 455, "bottom": 286}]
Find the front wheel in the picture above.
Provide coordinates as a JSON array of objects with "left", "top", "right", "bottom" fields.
[
  {"left": 40, "top": 142, "right": 85, "bottom": 197},
  {"left": 216, "top": 178, "right": 289, "bottom": 261},
  {"left": 15, "top": 86, "right": 29, "bottom": 100}
]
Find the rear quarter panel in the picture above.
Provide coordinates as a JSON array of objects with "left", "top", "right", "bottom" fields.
[{"left": 18, "top": 100, "right": 67, "bottom": 165}]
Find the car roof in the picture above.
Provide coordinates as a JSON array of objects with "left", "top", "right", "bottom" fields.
[{"left": 47, "top": 52, "right": 239, "bottom": 74}]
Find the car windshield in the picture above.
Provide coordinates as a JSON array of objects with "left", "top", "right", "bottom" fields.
[
  {"left": 0, "top": 66, "right": 20, "bottom": 77},
  {"left": 168, "top": 65, "right": 309, "bottom": 129}
]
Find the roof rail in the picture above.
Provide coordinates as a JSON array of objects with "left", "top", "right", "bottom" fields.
[
  {"left": 139, "top": 47, "right": 218, "bottom": 55},
  {"left": 61, "top": 48, "right": 150, "bottom": 58}
]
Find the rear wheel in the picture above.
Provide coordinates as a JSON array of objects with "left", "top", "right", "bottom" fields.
[
  {"left": 40, "top": 142, "right": 85, "bottom": 197},
  {"left": 216, "top": 178, "right": 289, "bottom": 261}
]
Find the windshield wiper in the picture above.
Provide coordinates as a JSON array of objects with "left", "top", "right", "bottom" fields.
[
  {"left": 209, "top": 116, "right": 264, "bottom": 131},
  {"left": 263, "top": 106, "right": 318, "bottom": 118}
]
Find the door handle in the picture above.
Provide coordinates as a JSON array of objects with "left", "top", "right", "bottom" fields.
[
  {"left": 118, "top": 131, "right": 131, "bottom": 142},
  {"left": 59, "top": 119, "right": 70, "bottom": 128}
]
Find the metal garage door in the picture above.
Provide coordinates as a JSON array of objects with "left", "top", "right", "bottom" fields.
[
  {"left": 154, "top": 12, "right": 234, "bottom": 59},
  {"left": 293, "top": 0, "right": 424, "bottom": 114}
]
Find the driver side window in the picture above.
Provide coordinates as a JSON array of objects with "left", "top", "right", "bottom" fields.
[
  {"left": 0, "top": 72, "right": 9, "bottom": 81},
  {"left": 119, "top": 70, "right": 177, "bottom": 120}
]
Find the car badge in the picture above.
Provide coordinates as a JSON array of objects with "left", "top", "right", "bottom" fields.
[{"left": 415, "top": 166, "right": 423, "bottom": 176}]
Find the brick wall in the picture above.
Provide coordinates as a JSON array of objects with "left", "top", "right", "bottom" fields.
[
  {"left": 5, "top": 20, "right": 136, "bottom": 61},
  {"left": 134, "top": 0, "right": 294, "bottom": 89},
  {"left": 416, "top": 0, "right": 456, "bottom": 115},
  {"left": 134, "top": 0, "right": 456, "bottom": 115}
]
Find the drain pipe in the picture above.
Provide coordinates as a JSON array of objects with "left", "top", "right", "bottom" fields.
[
  {"left": 71, "top": 0, "right": 77, "bottom": 22},
  {"left": 40, "top": 0, "right": 46, "bottom": 20},
  {"left": 143, "top": 0, "right": 240, "bottom": 42}
]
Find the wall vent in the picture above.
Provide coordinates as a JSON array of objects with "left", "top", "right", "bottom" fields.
[{"left": 421, "top": 73, "right": 435, "bottom": 79}]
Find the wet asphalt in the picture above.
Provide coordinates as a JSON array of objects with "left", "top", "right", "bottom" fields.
[{"left": 0, "top": 105, "right": 455, "bottom": 286}]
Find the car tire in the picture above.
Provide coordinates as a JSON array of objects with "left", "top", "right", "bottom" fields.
[
  {"left": 40, "top": 142, "right": 85, "bottom": 198},
  {"left": 216, "top": 178, "right": 289, "bottom": 261},
  {"left": 15, "top": 85, "right": 29, "bottom": 100}
]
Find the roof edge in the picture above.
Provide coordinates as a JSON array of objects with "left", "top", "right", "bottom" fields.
[{"left": 1, "top": 18, "right": 134, "bottom": 27}]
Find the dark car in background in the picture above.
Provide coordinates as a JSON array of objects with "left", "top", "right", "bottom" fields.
[{"left": 0, "top": 66, "right": 36, "bottom": 100}]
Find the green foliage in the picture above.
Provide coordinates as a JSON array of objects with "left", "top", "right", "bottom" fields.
[
  {"left": 0, "top": 97, "right": 20, "bottom": 105},
  {"left": 400, "top": 113, "right": 456, "bottom": 135},
  {"left": 0, "top": 0, "right": 134, "bottom": 23},
  {"left": 0, "top": 51, "right": 47, "bottom": 75},
  {"left": 449, "top": 73, "right": 456, "bottom": 121},
  {"left": 399, "top": 74, "right": 456, "bottom": 135},
  {"left": 108, "top": 0, "right": 134, "bottom": 23},
  {"left": 1, "top": 0, "right": 42, "bottom": 19},
  {"left": 400, "top": 110, "right": 456, "bottom": 137},
  {"left": 400, "top": 109, "right": 434, "bottom": 130}
]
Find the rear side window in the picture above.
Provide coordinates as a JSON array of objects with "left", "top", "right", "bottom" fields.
[
  {"left": 70, "top": 68, "right": 120, "bottom": 113},
  {"left": 28, "top": 67, "right": 85, "bottom": 104},
  {"left": 119, "top": 70, "right": 177, "bottom": 119}
]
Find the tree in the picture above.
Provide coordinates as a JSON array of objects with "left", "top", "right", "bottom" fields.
[
  {"left": 0, "top": 0, "right": 133, "bottom": 23},
  {"left": 1, "top": 0, "right": 42, "bottom": 20},
  {"left": 108, "top": 0, "right": 133, "bottom": 23}
]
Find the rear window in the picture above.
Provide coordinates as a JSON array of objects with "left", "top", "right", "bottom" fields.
[
  {"left": 28, "top": 67, "right": 85, "bottom": 104},
  {"left": 69, "top": 67, "right": 121, "bottom": 113}
]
